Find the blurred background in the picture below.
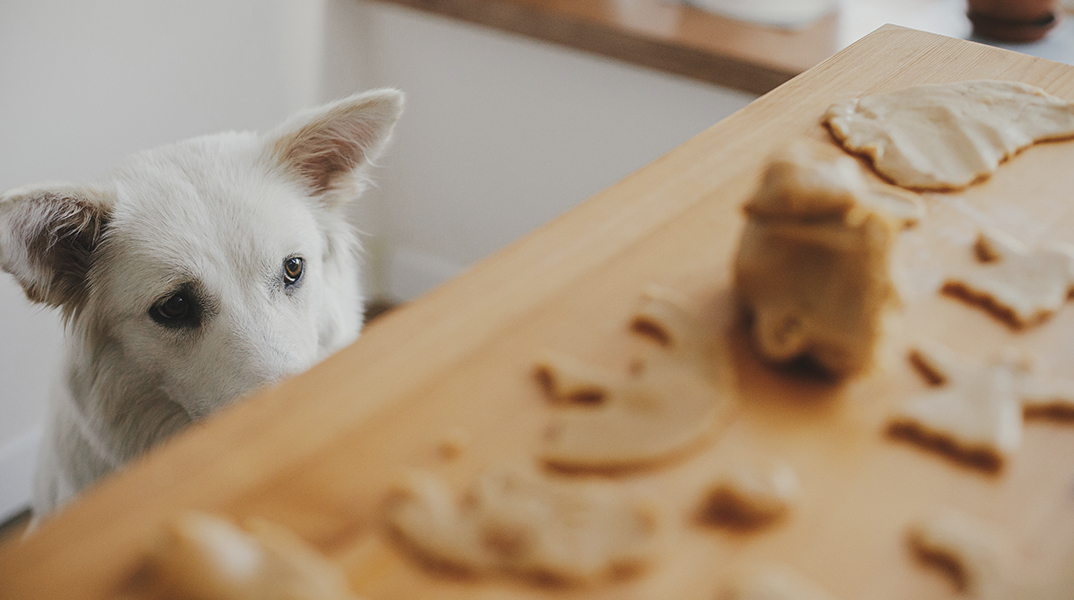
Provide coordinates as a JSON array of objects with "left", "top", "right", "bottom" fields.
[{"left": 2, "top": 0, "right": 1072, "bottom": 527}]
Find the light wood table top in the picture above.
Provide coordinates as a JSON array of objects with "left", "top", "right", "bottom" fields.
[{"left": 4, "top": 25, "right": 1074, "bottom": 600}]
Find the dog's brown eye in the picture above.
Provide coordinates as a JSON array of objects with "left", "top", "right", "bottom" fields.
[
  {"left": 159, "top": 294, "right": 187, "bottom": 319},
  {"left": 150, "top": 289, "right": 196, "bottom": 327},
  {"left": 284, "top": 256, "right": 304, "bottom": 286}
]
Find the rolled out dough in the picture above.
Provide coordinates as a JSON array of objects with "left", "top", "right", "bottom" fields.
[
  {"left": 385, "top": 466, "right": 658, "bottom": 586},
  {"left": 825, "top": 80, "right": 1074, "bottom": 190}
]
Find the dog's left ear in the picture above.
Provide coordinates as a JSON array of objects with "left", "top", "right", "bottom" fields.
[
  {"left": 268, "top": 88, "right": 404, "bottom": 207},
  {"left": 0, "top": 183, "right": 112, "bottom": 317}
]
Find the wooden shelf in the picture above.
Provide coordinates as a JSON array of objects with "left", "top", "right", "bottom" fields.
[{"left": 367, "top": 0, "right": 841, "bottom": 94}]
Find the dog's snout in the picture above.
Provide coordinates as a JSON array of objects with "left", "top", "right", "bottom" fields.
[{"left": 225, "top": 315, "right": 317, "bottom": 389}]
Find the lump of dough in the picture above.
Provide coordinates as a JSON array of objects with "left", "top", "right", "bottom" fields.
[
  {"left": 384, "top": 465, "right": 659, "bottom": 586},
  {"left": 734, "top": 142, "right": 908, "bottom": 377},
  {"left": 825, "top": 80, "right": 1074, "bottom": 190},
  {"left": 139, "top": 512, "right": 361, "bottom": 600}
]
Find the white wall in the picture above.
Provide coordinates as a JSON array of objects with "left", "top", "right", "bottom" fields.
[
  {"left": 0, "top": 0, "right": 363, "bottom": 521},
  {"left": 355, "top": 3, "right": 755, "bottom": 298},
  {"left": 0, "top": 0, "right": 755, "bottom": 521}
]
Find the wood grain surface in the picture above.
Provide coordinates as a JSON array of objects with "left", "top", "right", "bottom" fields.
[
  {"left": 4, "top": 25, "right": 1074, "bottom": 600},
  {"left": 366, "top": 0, "right": 839, "bottom": 94}
]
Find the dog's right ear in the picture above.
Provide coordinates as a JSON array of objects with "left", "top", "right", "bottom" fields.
[
  {"left": 0, "top": 183, "right": 112, "bottom": 316},
  {"left": 267, "top": 88, "right": 404, "bottom": 208}
]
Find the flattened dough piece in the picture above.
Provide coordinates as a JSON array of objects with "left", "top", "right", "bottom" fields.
[
  {"left": 825, "top": 80, "right": 1074, "bottom": 190},
  {"left": 889, "top": 341, "right": 1074, "bottom": 471},
  {"left": 1014, "top": 356, "right": 1074, "bottom": 419},
  {"left": 535, "top": 286, "right": 735, "bottom": 472},
  {"left": 909, "top": 510, "right": 1074, "bottom": 600},
  {"left": 943, "top": 228, "right": 1074, "bottom": 328},
  {"left": 908, "top": 510, "right": 1010, "bottom": 599},
  {"left": 888, "top": 341, "right": 1022, "bottom": 471},
  {"left": 385, "top": 465, "right": 658, "bottom": 585},
  {"left": 139, "top": 512, "right": 360, "bottom": 600},
  {"left": 697, "top": 461, "right": 801, "bottom": 530},
  {"left": 735, "top": 142, "right": 906, "bottom": 377}
]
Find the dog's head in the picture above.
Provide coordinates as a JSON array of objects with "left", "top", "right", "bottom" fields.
[{"left": 0, "top": 89, "right": 403, "bottom": 421}]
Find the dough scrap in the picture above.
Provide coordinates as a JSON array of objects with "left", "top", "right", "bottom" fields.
[
  {"left": 723, "top": 566, "right": 841, "bottom": 600},
  {"left": 384, "top": 465, "right": 659, "bottom": 586},
  {"left": 697, "top": 461, "right": 801, "bottom": 530},
  {"left": 907, "top": 510, "right": 1010, "bottom": 599},
  {"left": 888, "top": 341, "right": 1074, "bottom": 471},
  {"left": 889, "top": 341, "right": 1022, "bottom": 471},
  {"left": 908, "top": 510, "right": 1074, "bottom": 600},
  {"left": 137, "top": 512, "right": 360, "bottom": 600},
  {"left": 825, "top": 80, "right": 1074, "bottom": 190},
  {"left": 735, "top": 142, "right": 909, "bottom": 377},
  {"left": 534, "top": 286, "right": 735, "bottom": 472},
  {"left": 1014, "top": 357, "right": 1074, "bottom": 419},
  {"left": 942, "top": 228, "right": 1074, "bottom": 328}
]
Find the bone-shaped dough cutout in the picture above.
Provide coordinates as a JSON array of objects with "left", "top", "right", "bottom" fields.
[
  {"left": 137, "top": 512, "right": 361, "bottom": 600},
  {"left": 384, "top": 465, "right": 659, "bottom": 586},
  {"left": 943, "top": 228, "right": 1074, "bottom": 328},
  {"left": 735, "top": 142, "right": 911, "bottom": 378},
  {"left": 534, "top": 286, "right": 734, "bottom": 472},
  {"left": 888, "top": 340, "right": 1074, "bottom": 471},
  {"left": 696, "top": 461, "right": 801, "bottom": 531},
  {"left": 825, "top": 80, "right": 1074, "bottom": 190},
  {"left": 908, "top": 510, "right": 1074, "bottom": 600}
]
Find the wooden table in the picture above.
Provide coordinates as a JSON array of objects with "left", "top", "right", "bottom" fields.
[{"left": 4, "top": 25, "right": 1074, "bottom": 599}]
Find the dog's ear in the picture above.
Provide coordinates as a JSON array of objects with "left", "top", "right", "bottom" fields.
[
  {"left": 0, "top": 183, "right": 112, "bottom": 316},
  {"left": 268, "top": 88, "right": 404, "bottom": 207}
]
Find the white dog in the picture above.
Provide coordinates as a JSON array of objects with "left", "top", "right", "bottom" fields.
[{"left": 0, "top": 89, "right": 403, "bottom": 518}]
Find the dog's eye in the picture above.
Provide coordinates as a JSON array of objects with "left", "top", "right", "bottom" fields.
[
  {"left": 149, "top": 290, "right": 197, "bottom": 327},
  {"left": 284, "top": 256, "right": 304, "bottom": 286}
]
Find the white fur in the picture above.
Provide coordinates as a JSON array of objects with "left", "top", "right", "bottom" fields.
[{"left": 0, "top": 89, "right": 404, "bottom": 519}]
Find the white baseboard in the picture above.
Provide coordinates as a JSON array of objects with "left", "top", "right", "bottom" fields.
[
  {"left": 0, "top": 427, "right": 40, "bottom": 523},
  {"left": 387, "top": 247, "right": 464, "bottom": 301}
]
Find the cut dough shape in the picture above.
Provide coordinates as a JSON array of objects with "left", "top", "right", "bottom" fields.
[
  {"left": 384, "top": 465, "right": 658, "bottom": 586},
  {"left": 908, "top": 510, "right": 1074, "bottom": 600},
  {"left": 888, "top": 341, "right": 1074, "bottom": 471},
  {"left": 138, "top": 512, "right": 361, "bottom": 600},
  {"left": 735, "top": 142, "right": 911, "bottom": 377},
  {"left": 888, "top": 341, "right": 1022, "bottom": 471},
  {"left": 825, "top": 80, "right": 1074, "bottom": 190},
  {"left": 534, "top": 286, "right": 734, "bottom": 472},
  {"left": 723, "top": 566, "right": 841, "bottom": 600},
  {"left": 697, "top": 461, "right": 801, "bottom": 530},
  {"left": 942, "top": 228, "right": 1074, "bottom": 328},
  {"left": 908, "top": 510, "right": 1009, "bottom": 599},
  {"left": 1014, "top": 357, "right": 1074, "bottom": 419}
]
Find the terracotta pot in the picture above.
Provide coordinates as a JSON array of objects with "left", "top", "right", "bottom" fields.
[{"left": 967, "top": 0, "right": 1060, "bottom": 42}]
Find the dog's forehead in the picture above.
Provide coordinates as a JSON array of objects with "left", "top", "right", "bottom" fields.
[{"left": 99, "top": 134, "right": 323, "bottom": 293}]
